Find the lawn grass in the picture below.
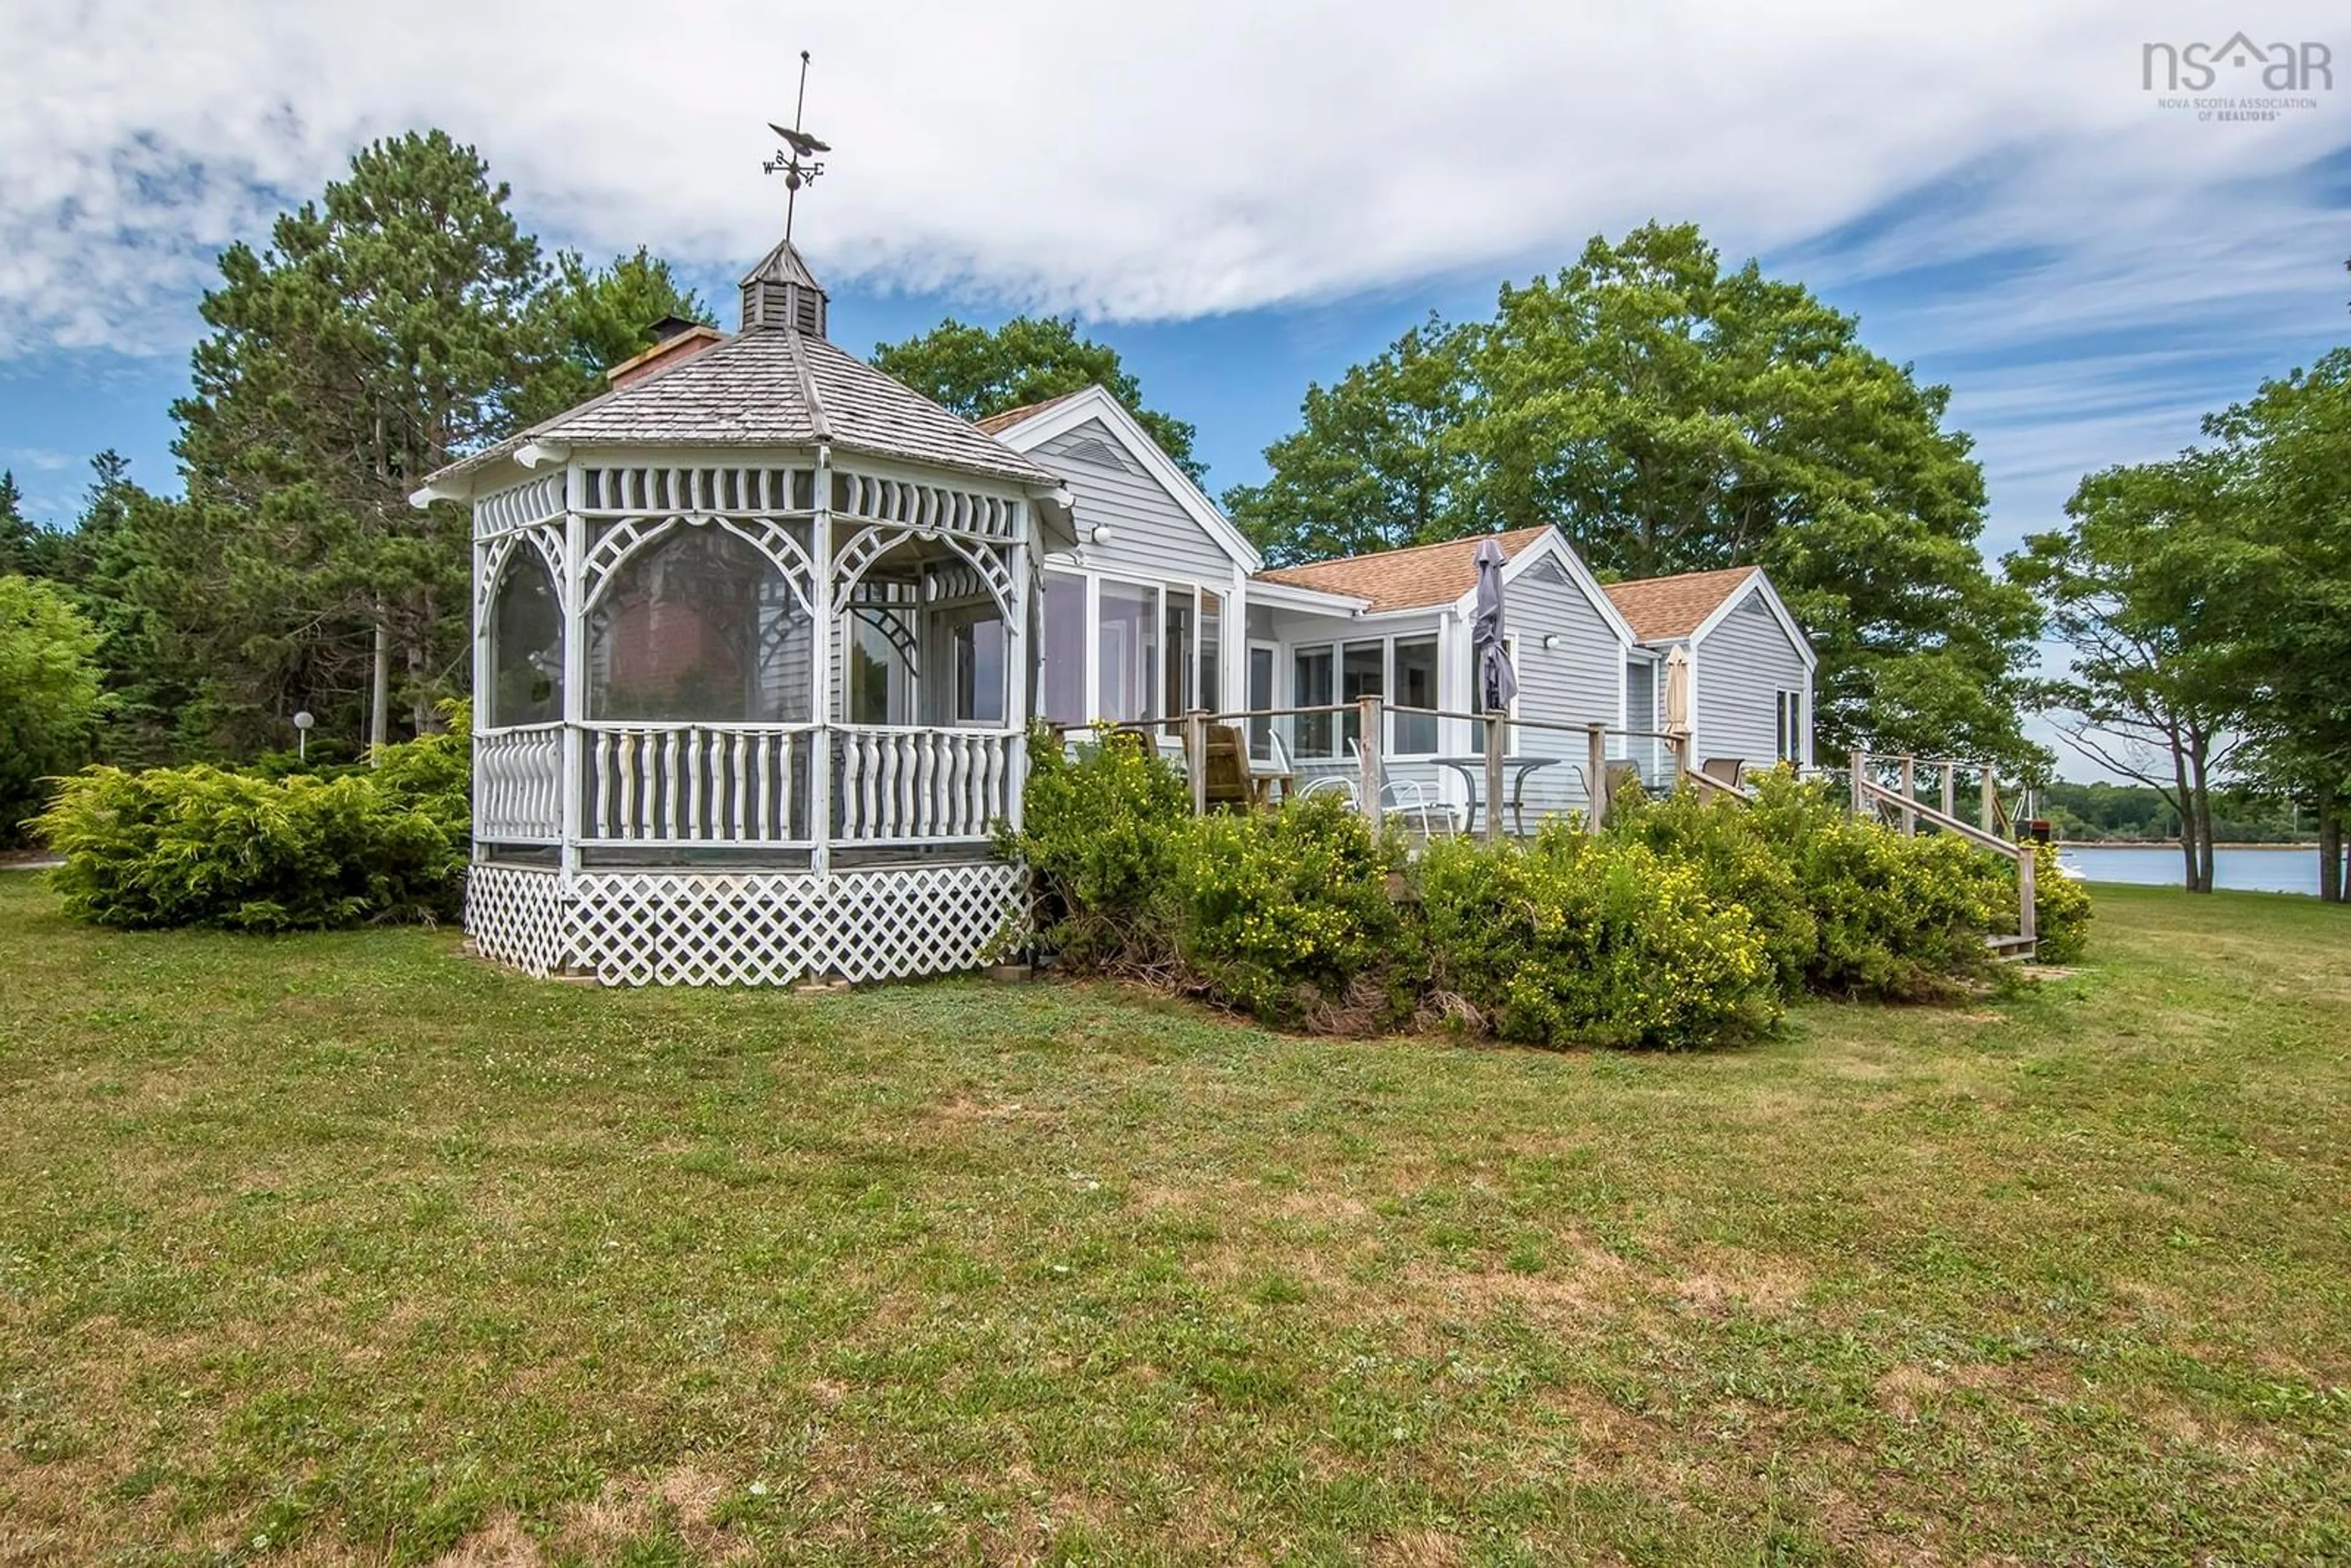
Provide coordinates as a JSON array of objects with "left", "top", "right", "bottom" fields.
[{"left": 0, "top": 875, "right": 2345, "bottom": 1566}]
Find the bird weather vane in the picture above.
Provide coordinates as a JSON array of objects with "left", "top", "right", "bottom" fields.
[{"left": 763, "top": 50, "right": 831, "bottom": 240}]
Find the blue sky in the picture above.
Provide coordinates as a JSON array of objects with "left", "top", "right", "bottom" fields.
[{"left": 6, "top": 2, "right": 2349, "bottom": 778}]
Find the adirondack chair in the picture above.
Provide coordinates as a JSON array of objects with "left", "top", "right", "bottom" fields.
[{"left": 1200, "top": 723, "right": 1258, "bottom": 812}]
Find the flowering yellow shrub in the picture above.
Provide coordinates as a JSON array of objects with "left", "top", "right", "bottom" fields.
[
  {"left": 1169, "top": 791, "right": 1418, "bottom": 1030},
  {"left": 1422, "top": 828, "right": 1781, "bottom": 1049}
]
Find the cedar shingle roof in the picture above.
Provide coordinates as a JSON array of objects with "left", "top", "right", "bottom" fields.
[
  {"left": 1603, "top": 565, "right": 1760, "bottom": 641},
  {"left": 1251, "top": 526, "right": 1552, "bottom": 612},
  {"left": 425, "top": 328, "right": 1060, "bottom": 490}
]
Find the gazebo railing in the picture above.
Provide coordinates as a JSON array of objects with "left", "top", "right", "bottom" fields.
[
  {"left": 832, "top": 725, "right": 1015, "bottom": 844},
  {"left": 582, "top": 722, "right": 815, "bottom": 846},
  {"left": 476, "top": 722, "right": 565, "bottom": 841}
]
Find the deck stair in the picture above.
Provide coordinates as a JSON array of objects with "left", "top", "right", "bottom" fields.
[{"left": 1849, "top": 748, "right": 2038, "bottom": 962}]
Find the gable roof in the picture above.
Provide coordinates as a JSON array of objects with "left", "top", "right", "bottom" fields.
[
  {"left": 1253, "top": 527, "right": 1552, "bottom": 613},
  {"left": 980, "top": 384, "right": 1264, "bottom": 573},
  {"left": 1603, "top": 566, "right": 1762, "bottom": 642},
  {"left": 421, "top": 327, "right": 1060, "bottom": 492},
  {"left": 975, "top": 390, "right": 1088, "bottom": 436}
]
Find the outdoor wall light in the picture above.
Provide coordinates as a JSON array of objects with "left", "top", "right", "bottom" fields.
[
  {"left": 1089, "top": 523, "right": 1115, "bottom": 546},
  {"left": 1541, "top": 633, "right": 1562, "bottom": 651}
]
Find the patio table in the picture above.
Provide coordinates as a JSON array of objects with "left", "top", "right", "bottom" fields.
[{"left": 1430, "top": 754, "right": 1567, "bottom": 836}]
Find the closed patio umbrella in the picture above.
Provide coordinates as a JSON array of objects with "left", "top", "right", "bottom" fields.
[
  {"left": 1662, "top": 644, "right": 1692, "bottom": 735},
  {"left": 1472, "top": 536, "right": 1517, "bottom": 713}
]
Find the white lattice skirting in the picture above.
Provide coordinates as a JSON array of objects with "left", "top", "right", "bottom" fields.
[{"left": 464, "top": 861, "right": 1026, "bottom": 988}]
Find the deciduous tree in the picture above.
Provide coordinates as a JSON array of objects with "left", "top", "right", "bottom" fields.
[
  {"left": 2009, "top": 455, "right": 2240, "bottom": 891},
  {"left": 0, "top": 574, "right": 103, "bottom": 842},
  {"left": 1224, "top": 318, "right": 1479, "bottom": 563},
  {"left": 872, "top": 315, "right": 1204, "bottom": 482},
  {"left": 1232, "top": 224, "right": 2041, "bottom": 766}
]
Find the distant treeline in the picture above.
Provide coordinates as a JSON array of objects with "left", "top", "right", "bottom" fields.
[{"left": 2042, "top": 781, "right": 2307, "bottom": 844}]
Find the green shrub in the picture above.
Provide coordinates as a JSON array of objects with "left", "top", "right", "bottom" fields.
[
  {"left": 2030, "top": 842, "right": 2094, "bottom": 964},
  {"left": 1422, "top": 827, "right": 1779, "bottom": 1049},
  {"left": 997, "top": 726, "right": 1191, "bottom": 970},
  {"left": 1745, "top": 771, "right": 2007, "bottom": 999},
  {"left": 1170, "top": 792, "right": 1418, "bottom": 1030},
  {"left": 1606, "top": 786, "right": 1817, "bottom": 992},
  {"left": 36, "top": 728, "right": 472, "bottom": 932}
]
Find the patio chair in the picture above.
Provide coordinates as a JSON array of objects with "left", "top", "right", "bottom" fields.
[
  {"left": 1302, "top": 743, "right": 1459, "bottom": 837},
  {"left": 1599, "top": 757, "right": 1643, "bottom": 817},
  {"left": 1199, "top": 723, "right": 1256, "bottom": 812},
  {"left": 1698, "top": 757, "right": 1747, "bottom": 790},
  {"left": 1245, "top": 726, "right": 1297, "bottom": 806}
]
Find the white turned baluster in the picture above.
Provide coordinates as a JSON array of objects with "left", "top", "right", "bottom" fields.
[
  {"left": 944, "top": 734, "right": 965, "bottom": 836},
  {"left": 590, "top": 732, "right": 609, "bottom": 838},
  {"left": 757, "top": 733, "right": 775, "bottom": 840},
  {"left": 732, "top": 733, "right": 749, "bottom": 841},
  {"left": 637, "top": 733, "right": 656, "bottom": 838},
  {"left": 618, "top": 735, "right": 639, "bottom": 840},
  {"left": 686, "top": 729, "right": 705, "bottom": 838},
  {"left": 667, "top": 729, "right": 686, "bottom": 841}
]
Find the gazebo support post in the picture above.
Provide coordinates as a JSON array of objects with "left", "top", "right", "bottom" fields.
[
  {"left": 1005, "top": 522, "right": 1030, "bottom": 836},
  {"left": 559, "top": 467, "right": 586, "bottom": 882},
  {"left": 809, "top": 445, "right": 834, "bottom": 874}
]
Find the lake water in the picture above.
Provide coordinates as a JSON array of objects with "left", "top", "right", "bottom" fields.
[{"left": 2061, "top": 844, "right": 2324, "bottom": 896}]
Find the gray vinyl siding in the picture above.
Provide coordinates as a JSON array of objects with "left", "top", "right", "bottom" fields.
[
  {"left": 1032, "top": 419, "right": 1237, "bottom": 588},
  {"left": 1503, "top": 557, "right": 1626, "bottom": 819},
  {"left": 1692, "top": 591, "right": 1811, "bottom": 770}
]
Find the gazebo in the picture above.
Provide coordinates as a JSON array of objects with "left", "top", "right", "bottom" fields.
[{"left": 413, "top": 237, "right": 1073, "bottom": 985}]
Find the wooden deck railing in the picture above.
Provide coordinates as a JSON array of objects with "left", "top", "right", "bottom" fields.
[{"left": 1849, "top": 747, "right": 2037, "bottom": 954}]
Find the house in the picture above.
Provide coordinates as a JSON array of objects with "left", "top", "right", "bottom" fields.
[
  {"left": 1603, "top": 566, "right": 1817, "bottom": 775},
  {"left": 981, "top": 386, "right": 1812, "bottom": 820},
  {"left": 423, "top": 227, "right": 1814, "bottom": 988}
]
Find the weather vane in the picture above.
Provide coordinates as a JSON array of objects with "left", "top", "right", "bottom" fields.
[{"left": 764, "top": 50, "right": 830, "bottom": 240}]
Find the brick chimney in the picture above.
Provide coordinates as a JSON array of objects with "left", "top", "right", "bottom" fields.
[{"left": 606, "top": 320, "right": 726, "bottom": 389}]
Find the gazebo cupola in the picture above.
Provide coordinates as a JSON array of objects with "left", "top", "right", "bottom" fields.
[
  {"left": 740, "top": 237, "right": 828, "bottom": 336},
  {"left": 414, "top": 197, "right": 1076, "bottom": 988}
]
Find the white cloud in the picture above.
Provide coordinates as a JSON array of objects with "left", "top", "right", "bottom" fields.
[{"left": 2, "top": 0, "right": 2344, "bottom": 358}]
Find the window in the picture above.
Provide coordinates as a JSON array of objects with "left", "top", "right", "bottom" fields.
[
  {"left": 1247, "top": 643, "right": 1275, "bottom": 760},
  {"left": 1199, "top": 590, "right": 1223, "bottom": 716},
  {"left": 1040, "top": 569, "right": 1086, "bottom": 725},
  {"left": 1340, "top": 640, "right": 1384, "bottom": 752},
  {"left": 1775, "top": 689, "right": 1805, "bottom": 763},
  {"left": 1162, "top": 590, "right": 1194, "bottom": 730},
  {"left": 1293, "top": 645, "right": 1334, "bottom": 757},
  {"left": 1097, "top": 580, "right": 1158, "bottom": 723},
  {"left": 953, "top": 615, "right": 1007, "bottom": 724},
  {"left": 1392, "top": 636, "right": 1438, "bottom": 754},
  {"left": 486, "top": 550, "right": 563, "bottom": 727},
  {"left": 846, "top": 613, "right": 904, "bottom": 724},
  {"left": 588, "top": 527, "right": 809, "bottom": 723}
]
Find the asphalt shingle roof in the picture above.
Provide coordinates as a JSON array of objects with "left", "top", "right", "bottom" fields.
[
  {"left": 1251, "top": 527, "right": 1552, "bottom": 612},
  {"left": 1602, "top": 565, "right": 1760, "bottom": 641}
]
